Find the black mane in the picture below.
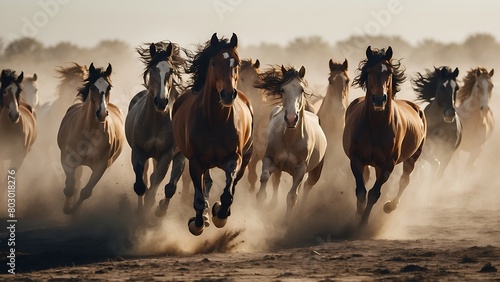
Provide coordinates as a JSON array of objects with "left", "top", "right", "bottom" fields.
[
  {"left": 0, "top": 69, "right": 22, "bottom": 106},
  {"left": 413, "top": 66, "right": 458, "bottom": 103},
  {"left": 77, "top": 66, "right": 111, "bottom": 102},
  {"left": 352, "top": 47, "right": 406, "bottom": 96}
]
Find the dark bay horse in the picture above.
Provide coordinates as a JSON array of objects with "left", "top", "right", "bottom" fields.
[
  {"left": 58, "top": 63, "right": 124, "bottom": 214},
  {"left": 125, "top": 41, "right": 186, "bottom": 215},
  {"left": 413, "top": 66, "right": 461, "bottom": 180},
  {"left": 172, "top": 33, "right": 253, "bottom": 236},
  {"left": 343, "top": 46, "right": 426, "bottom": 225},
  {"left": 0, "top": 70, "right": 37, "bottom": 170},
  {"left": 254, "top": 65, "right": 327, "bottom": 222},
  {"left": 456, "top": 67, "right": 495, "bottom": 167}
]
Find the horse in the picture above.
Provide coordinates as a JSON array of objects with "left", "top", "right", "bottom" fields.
[
  {"left": 125, "top": 41, "right": 186, "bottom": 216},
  {"left": 20, "top": 73, "right": 39, "bottom": 109},
  {"left": 254, "top": 65, "right": 327, "bottom": 222},
  {"left": 172, "top": 33, "right": 253, "bottom": 236},
  {"left": 238, "top": 58, "right": 277, "bottom": 192},
  {"left": 413, "top": 66, "right": 461, "bottom": 180},
  {"left": 57, "top": 63, "right": 124, "bottom": 214},
  {"left": 456, "top": 67, "right": 494, "bottom": 168},
  {"left": 317, "top": 59, "right": 350, "bottom": 182},
  {"left": 0, "top": 70, "right": 37, "bottom": 171},
  {"left": 343, "top": 46, "right": 426, "bottom": 225}
]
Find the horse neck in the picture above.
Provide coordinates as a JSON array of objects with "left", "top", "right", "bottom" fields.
[
  {"left": 201, "top": 76, "right": 230, "bottom": 122},
  {"left": 81, "top": 96, "right": 102, "bottom": 126},
  {"left": 320, "top": 83, "right": 348, "bottom": 115}
]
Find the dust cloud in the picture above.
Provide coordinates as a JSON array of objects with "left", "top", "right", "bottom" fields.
[{"left": 1, "top": 33, "right": 499, "bottom": 261}]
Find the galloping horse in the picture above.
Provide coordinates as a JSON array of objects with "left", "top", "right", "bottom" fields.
[
  {"left": 172, "top": 33, "right": 253, "bottom": 235},
  {"left": 413, "top": 66, "right": 461, "bottom": 180},
  {"left": 254, "top": 65, "right": 326, "bottom": 222},
  {"left": 317, "top": 59, "right": 350, "bottom": 181},
  {"left": 58, "top": 63, "right": 124, "bottom": 214},
  {"left": 0, "top": 70, "right": 37, "bottom": 170},
  {"left": 125, "top": 41, "right": 186, "bottom": 215},
  {"left": 343, "top": 46, "right": 426, "bottom": 225},
  {"left": 20, "top": 73, "right": 39, "bottom": 109},
  {"left": 456, "top": 67, "right": 494, "bottom": 167}
]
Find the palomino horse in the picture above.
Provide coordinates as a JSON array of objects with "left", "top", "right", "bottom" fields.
[
  {"left": 317, "top": 59, "right": 350, "bottom": 182},
  {"left": 125, "top": 41, "right": 186, "bottom": 215},
  {"left": 456, "top": 67, "right": 494, "bottom": 167},
  {"left": 343, "top": 46, "right": 426, "bottom": 225},
  {"left": 238, "top": 58, "right": 277, "bottom": 191},
  {"left": 173, "top": 33, "right": 253, "bottom": 235},
  {"left": 0, "top": 70, "right": 37, "bottom": 170},
  {"left": 58, "top": 63, "right": 124, "bottom": 214},
  {"left": 413, "top": 66, "right": 461, "bottom": 180},
  {"left": 20, "top": 73, "right": 39, "bottom": 109},
  {"left": 254, "top": 65, "right": 327, "bottom": 222}
]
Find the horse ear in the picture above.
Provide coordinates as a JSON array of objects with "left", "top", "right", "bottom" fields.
[
  {"left": 230, "top": 33, "right": 238, "bottom": 48},
  {"left": 475, "top": 68, "right": 482, "bottom": 77},
  {"left": 149, "top": 43, "right": 156, "bottom": 57},
  {"left": 281, "top": 65, "right": 287, "bottom": 75},
  {"left": 385, "top": 46, "right": 393, "bottom": 60},
  {"left": 453, "top": 67, "right": 459, "bottom": 78},
  {"left": 17, "top": 72, "right": 24, "bottom": 83},
  {"left": 89, "top": 63, "right": 95, "bottom": 74},
  {"left": 105, "top": 64, "right": 112, "bottom": 77},
  {"left": 343, "top": 59, "right": 348, "bottom": 71},
  {"left": 253, "top": 59, "right": 260, "bottom": 69},
  {"left": 366, "top": 46, "right": 373, "bottom": 59},
  {"left": 1, "top": 69, "right": 5, "bottom": 79},
  {"left": 33, "top": 73, "right": 38, "bottom": 81},
  {"left": 299, "top": 66, "right": 306, "bottom": 78},
  {"left": 329, "top": 59, "right": 334, "bottom": 71},
  {"left": 166, "top": 43, "right": 173, "bottom": 57},
  {"left": 489, "top": 69, "right": 494, "bottom": 77},
  {"left": 440, "top": 67, "right": 448, "bottom": 77},
  {"left": 210, "top": 33, "right": 218, "bottom": 46}
]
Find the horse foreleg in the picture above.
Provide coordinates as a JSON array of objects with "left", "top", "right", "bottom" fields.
[
  {"left": 131, "top": 149, "right": 147, "bottom": 214},
  {"left": 180, "top": 160, "right": 192, "bottom": 202},
  {"left": 301, "top": 158, "right": 325, "bottom": 207},
  {"left": 144, "top": 157, "right": 170, "bottom": 212},
  {"left": 384, "top": 152, "right": 420, "bottom": 214},
  {"left": 62, "top": 164, "right": 77, "bottom": 215},
  {"left": 350, "top": 156, "right": 368, "bottom": 216},
  {"left": 247, "top": 154, "right": 259, "bottom": 192},
  {"left": 285, "top": 165, "right": 307, "bottom": 224},
  {"left": 268, "top": 170, "right": 282, "bottom": 210},
  {"left": 212, "top": 158, "right": 241, "bottom": 228},
  {"left": 361, "top": 164, "right": 393, "bottom": 225},
  {"left": 188, "top": 161, "right": 208, "bottom": 236},
  {"left": 256, "top": 157, "right": 275, "bottom": 205},
  {"left": 70, "top": 165, "right": 107, "bottom": 213},
  {"left": 156, "top": 151, "right": 186, "bottom": 217}
]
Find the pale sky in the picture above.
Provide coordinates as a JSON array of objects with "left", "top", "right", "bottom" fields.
[{"left": 1, "top": 0, "right": 499, "bottom": 48}]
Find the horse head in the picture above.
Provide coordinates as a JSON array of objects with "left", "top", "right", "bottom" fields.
[
  {"left": 281, "top": 66, "right": 306, "bottom": 128},
  {"left": 365, "top": 46, "right": 393, "bottom": 111},
  {"left": 87, "top": 63, "right": 112, "bottom": 122},
  {"left": 474, "top": 68, "right": 494, "bottom": 112},
  {"left": 209, "top": 33, "right": 239, "bottom": 107},
  {"left": 147, "top": 42, "right": 174, "bottom": 112},
  {"left": 437, "top": 67, "right": 459, "bottom": 123},
  {"left": 0, "top": 69, "right": 24, "bottom": 123}
]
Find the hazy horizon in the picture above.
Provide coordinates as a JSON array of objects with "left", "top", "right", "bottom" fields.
[{"left": 1, "top": 0, "right": 499, "bottom": 48}]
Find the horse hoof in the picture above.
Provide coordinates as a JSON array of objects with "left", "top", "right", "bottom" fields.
[
  {"left": 188, "top": 217, "right": 204, "bottom": 236},
  {"left": 383, "top": 201, "right": 396, "bottom": 214},
  {"left": 155, "top": 207, "right": 167, "bottom": 217},
  {"left": 63, "top": 206, "right": 74, "bottom": 215},
  {"left": 211, "top": 202, "right": 228, "bottom": 228}
]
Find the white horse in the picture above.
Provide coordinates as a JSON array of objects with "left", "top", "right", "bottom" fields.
[
  {"left": 255, "top": 65, "right": 327, "bottom": 222},
  {"left": 20, "top": 73, "right": 39, "bottom": 109}
]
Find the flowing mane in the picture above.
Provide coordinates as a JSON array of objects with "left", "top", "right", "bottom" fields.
[
  {"left": 413, "top": 66, "right": 458, "bottom": 103},
  {"left": 456, "top": 67, "right": 490, "bottom": 106},
  {"left": 77, "top": 66, "right": 112, "bottom": 102},
  {"left": 0, "top": 69, "right": 22, "bottom": 107},
  {"left": 185, "top": 36, "right": 240, "bottom": 92},
  {"left": 352, "top": 47, "right": 406, "bottom": 96},
  {"left": 136, "top": 41, "right": 186, "bottom": 94},
  {"left": 254, "top": 65, "right": 311, "bottom": 103},
  {"left": 55, "top": 63, "right": 88, "bottom": 97}
]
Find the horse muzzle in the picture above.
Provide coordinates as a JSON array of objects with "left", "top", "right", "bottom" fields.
[
  {"left": 219, "top": 89, "right": 237, "bottom": 107},
  {"left": 9, "top": 111, "right": 20, "bottom": 123},
  {"left": 480, "top": 105, "right": 490, "bottom": 112},
  {"left": 96, "top": 109, "right": 108, "bottom": 122},
  {"left": 284, "top": 110, "right": 299, "bottom": 128},
  {"left": 371, "top": 94, "right": 387, "bottom": 111},
  {"left": 443, "top": 109, "right": 456, "bottom": 123},
  {"left": 153, "top": 96, "right": 168, "bottom": 112}
]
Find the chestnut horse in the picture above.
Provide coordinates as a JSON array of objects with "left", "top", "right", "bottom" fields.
[
  {"left": 58, "top": 63, "right": 124, "bottom": 214},
  {"left": 413, "top": 66, "right": 461, "bottom": 180},
  {"left": 343, "top": 46, "right": 426, "bottom": 225},
  {"left": 456, "top": 67, "right": 494, "bottom": 168},
  {"left": 172, "top": 33, "right": 253, "bottom": 235},
  {"left": 125, "top": 41, "right": 186, "bottom": 216}
]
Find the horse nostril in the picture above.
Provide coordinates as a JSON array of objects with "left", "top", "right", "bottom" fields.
[
  {"left": 232, "top": 89, "right": 237, "bottom": 99},
  {"left": 153, "top": 96, "right": 158, "bottom": 106}
]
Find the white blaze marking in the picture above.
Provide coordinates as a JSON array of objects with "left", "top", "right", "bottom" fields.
[
  {"left": 156, "top": 61, "right": 171, "bottom": 99},
  {"left": 443, "top": 80, "right": 449, "bottom": 87},
  {"left": 229, "top": 58, "right": 235, "bottom": 67},
  {"left": 94, "top": 77, "right": 109, "bottom": 114},
  {"left": 222, "top": 52, "right": 229, "bottom": 59},
  {"left": 450, "top": 80, "right": 456, "bottom": 94},
  {"left": 381, "top": 64, "right": 388, "bottom": 72},
  {"left": 5, "top": 84, "right": 19, "bottom": 116}
]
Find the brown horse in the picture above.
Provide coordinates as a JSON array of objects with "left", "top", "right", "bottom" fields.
[
  {"left": 125, "top": 41, "right": 186, "bottom": 215},
  {"left": 317, "top": 59, "right": 350, "bottom": 181},
  {"left": 0, "top": 70, "right": 37, "bottom": 170},
  {"left": 254, "top": 65, "right": 327, "bottom": 222},
  {"left": 58, "top": 63, "right": 124, "bottom": 214},
  {"left": 456, "top": 67, "right": 494, "bottom": 167},
  {"left": 172, "top": 33, "right": 253, "bottom": 236},
  {"left": 343, "top": 46, "right": 426, "bottom": 225}
]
